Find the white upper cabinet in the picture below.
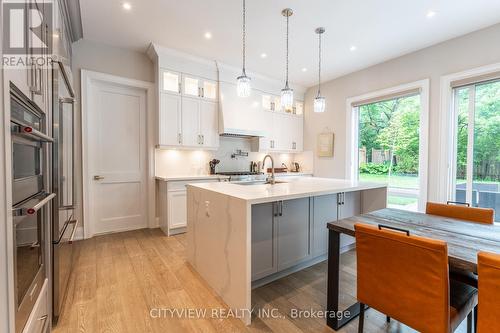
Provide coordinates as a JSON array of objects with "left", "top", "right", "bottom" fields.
[
  {"left": 199, "top": 101, "right": 219, "bottom": 148},
  {"left": 158, "top": 69, "right": 219, "bottom": 149},
  {"left": 159, "top": 93, "right": 182, "bottom": 146},
  {"left": 202, "top": 80, "right": 217, "bottom": 100},
  {"left": 161, "top": 70, "right": 181, "bottom": 94},
  {"left": 183, "top": 76, "right": 200, "bottom": 97},
  {"left": 181, "top": 96, "right": 201, "bottom": 146}
]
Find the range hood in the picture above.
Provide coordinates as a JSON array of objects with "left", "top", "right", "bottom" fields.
[{"left": 218, "top": 81, "right": 266, "bottom": 138}]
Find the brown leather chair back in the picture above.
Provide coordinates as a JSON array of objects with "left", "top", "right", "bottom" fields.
[
  {"left": 355, "top": 223, "right": 450, "bottom": 333},
  {"left": 477, "top": 252, "right": 500, "bottom": 332},
  {"left": 426, "top": 202, "right": 494, "bottom": 224}
]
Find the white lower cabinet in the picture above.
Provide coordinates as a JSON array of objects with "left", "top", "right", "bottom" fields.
[
  {"left": 251, "top": 191, "right": 362, "bottom": 282},
  {"left": 158, "top": 178, "right": 224, "bottom": 236},
  {"left": 22, "top": 279, "right": 49, "bottom": 333}
]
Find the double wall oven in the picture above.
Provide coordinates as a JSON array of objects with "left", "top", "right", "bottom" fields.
[{"left": 11, "top": 84, "right": 54, "bottom": 333}]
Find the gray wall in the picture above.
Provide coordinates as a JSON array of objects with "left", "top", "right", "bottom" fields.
[
  {"left": 71, "top": 39, "right": 154, "bottom": 229},
  {"left": 304, "top": 23, "right": 500, "bottom": 201}
]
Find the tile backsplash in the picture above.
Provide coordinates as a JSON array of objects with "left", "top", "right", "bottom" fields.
[{"left": 155, "top": 137, "right": 313, "bottom": 177}]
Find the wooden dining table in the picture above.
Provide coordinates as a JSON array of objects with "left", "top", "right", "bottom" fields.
[{"left": 326, "top": 208, "right": 500, "bottom": 331}]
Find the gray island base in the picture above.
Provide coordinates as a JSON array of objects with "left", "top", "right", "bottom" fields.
[{"left": 186, "top": 177, "right": 387, "bottom": 325}]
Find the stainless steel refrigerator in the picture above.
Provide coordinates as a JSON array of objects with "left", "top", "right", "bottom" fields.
[{"left": 51, "top": 59, "right": 77, "bottom": 322}]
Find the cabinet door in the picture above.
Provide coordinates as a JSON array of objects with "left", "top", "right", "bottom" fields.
[
  {"left": 312, "top": 195, "right": 338, "bottom": 257},
  {"left": 277, "top": 198, "right": 311, "bottom": 270},
  {"left": 199, "top": 101, "right": 219, "bottom": 148},
  {"left": 339, "top": 191, "right": 361, "bottom": 219},
  {"left": 182, "top": 75, "right": 200, "bottom": 98},
  {"left": 201, "top": 79, "right": 217, "bottom": 101},
  {"left": 262, "top": 95, "right": 273, "bottom": 111},
  {"left": 273, "top": 113, "right": 293, "bottom": 151},
  {"left": 181, "top": 97, "right": 200, "bottom": 146},
  {"left": 251, "top": 202, "right": 278, "bottom": 281},
  {"left": 161, "top": 69, "right": 181, "bottom": 94},
  {"left": 292, "top": 116, "right": 303, "bottom": 151},
  {"left": 258, "top": 111, "right": 273, "bottom": 151},
  {"left": 159, "top": 93, "right": 182, "bottom": 146},
  {"left": 168, "top": 190, "right": 187, "bottom": 229},
  {"left": 339, "top": 191, "right": 360, "bottom": 249}
]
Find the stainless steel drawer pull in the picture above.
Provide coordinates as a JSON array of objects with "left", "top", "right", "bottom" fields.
[
  {"left": 12, "top": 124, "right": 54, "bottom": 142},
  {"left": 12, "top": 192, "right": 56, "bottom": 216}
]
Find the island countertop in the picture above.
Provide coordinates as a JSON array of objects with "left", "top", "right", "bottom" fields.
[{"left": 187, "top": 177, "right": 387, "bottom": 204}]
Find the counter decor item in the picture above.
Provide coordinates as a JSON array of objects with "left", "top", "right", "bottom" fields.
[
  {"left": 318, "top": 132, "right": 334, "bottom": 157},
  {"left": 209, "top": 159, "right": 220, "bottom": 174}
]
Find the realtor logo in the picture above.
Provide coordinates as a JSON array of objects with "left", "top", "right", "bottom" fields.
[{"left": 2, "top": 0, "right": 52, "bottom": 68}]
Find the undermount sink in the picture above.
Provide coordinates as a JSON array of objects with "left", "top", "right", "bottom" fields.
[{"left": 236, "top": 180, "right": 288, "bottom": 186}]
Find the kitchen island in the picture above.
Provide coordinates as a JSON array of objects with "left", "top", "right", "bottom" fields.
[{"left": 186, "top": 177, "right": 387, "bottom": 325}]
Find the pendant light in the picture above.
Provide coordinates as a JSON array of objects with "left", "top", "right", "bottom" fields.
[
  {"left": 314, "top": 27, "right": 326, "bottom": 113},
  {"left": 280, "top": 8, "right": 294, "bottom": 110},
  {"left": 236, "top": 0, "right": 251, "bottom": 97}
]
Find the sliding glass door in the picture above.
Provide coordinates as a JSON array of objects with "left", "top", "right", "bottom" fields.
[
  {"left": 356, "top": 94, "right": 422, "bottom": 211},
  {"left": 452, "top": 80, "right": 500, "bottom": 221}
]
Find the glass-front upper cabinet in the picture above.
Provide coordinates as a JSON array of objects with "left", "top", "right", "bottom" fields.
[
  {"left": 262, "top": 95, "right": 272, "bottom": 111},
  {"left": 183, "top": 76, "right": 200, "bottom": 97},
  {"left": 161, "top": 70, "right": 181, "bottom": 94},
  {"left": 262, "top": 94, "right": 281, "bottom": 112},
  {"left": 294, "top": 101, "right": 304, "bottom": 115},
  {"left": 202, "top": 80, "right": 217, "bottom": 100}
]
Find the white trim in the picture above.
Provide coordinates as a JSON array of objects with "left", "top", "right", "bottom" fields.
[
  {"left": 438, "top": 62, "right": 500, "bottom": 202},
  {"left": 81, "top": 70, "right": 155, "bottom": 239},
  {"left": 345, "top": 79, "right": 430, "bottom": 212}
]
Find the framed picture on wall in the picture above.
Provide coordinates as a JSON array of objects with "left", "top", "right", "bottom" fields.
[{"left": 317, "top": 132, "right": 334, "bottom": 157}]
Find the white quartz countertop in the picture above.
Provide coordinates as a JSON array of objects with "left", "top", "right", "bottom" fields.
[
  {"left": 155, "top": 175, "right": 230, "bottom": 181},
  {"left": 187, "top": 177, "right": 387, "bottom": 204},
  {"left": 155, "top": 172, "right": 312, "bottom": 182}
]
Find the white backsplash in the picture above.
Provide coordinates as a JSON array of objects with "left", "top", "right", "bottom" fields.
[{"left": 155, "top": 137, "right": 313, "bottom": 177}]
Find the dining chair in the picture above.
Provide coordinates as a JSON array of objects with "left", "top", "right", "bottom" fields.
[
  {"left": 477, "top": 251, "right": 500, "bottom": 332},
  {"left": 355, "top": 223, "right": 477, "bottom": 333},
  {"left": 425, "top": 201, "right": 494, "bottom": 224},
  {"left": 426, "top": 201, "right": 494, "bottom": 288}
]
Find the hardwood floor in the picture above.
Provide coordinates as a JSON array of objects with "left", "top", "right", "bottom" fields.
[{"left": 53, "top": 228, "right": 466, "bottom": 333}]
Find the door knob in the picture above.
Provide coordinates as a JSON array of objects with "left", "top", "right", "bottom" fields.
[{"left": 93, "top": 175, "right": 104, "bottom": 181}]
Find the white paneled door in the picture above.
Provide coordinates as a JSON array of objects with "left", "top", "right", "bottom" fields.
[{"left": 87, "top": 79, "right": 147, "bottom": 235}]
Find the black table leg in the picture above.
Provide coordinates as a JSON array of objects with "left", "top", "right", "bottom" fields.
[{"left": 327, "top": 229, "right": 361, "bottom": 330}]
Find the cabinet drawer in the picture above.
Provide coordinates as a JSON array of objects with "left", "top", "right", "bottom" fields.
[{"left": 22, "top": 279, "right": 49, "bottom": 333}]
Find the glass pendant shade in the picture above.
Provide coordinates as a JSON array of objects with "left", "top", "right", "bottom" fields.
[
  {"left": 281, "top": 87, "right": 294, "bottom": 110},
  {"left": 314, "top": 95, "right": 326, "bottom": 113},
  {"left": 237, "top": 74, "right": 251, "bottom": 97}
]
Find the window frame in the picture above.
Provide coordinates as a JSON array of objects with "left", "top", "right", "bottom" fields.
[
  {"left": 439, "top": 62, "right": 500, "bottom": 203},
  {"left": 345, "top": 79, "right": 430, "bottom": 212}
]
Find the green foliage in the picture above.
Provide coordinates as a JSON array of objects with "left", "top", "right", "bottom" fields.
[
  {"left": 359, "top": 162, "right": 391, "bottom": 175},
  {"left": 359, "top": 95, "right": 420, "bottom": 174},
  {"left": 455, "top": 81, "right": 500, "bottom": 181}
]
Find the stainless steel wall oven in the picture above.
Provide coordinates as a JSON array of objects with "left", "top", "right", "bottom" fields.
[{"left": 10, "top": 84, "right": 54, "bottom": 333}]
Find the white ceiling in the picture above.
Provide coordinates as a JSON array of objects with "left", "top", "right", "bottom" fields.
[{"left": 80, "top": 0, "right": 500, "bottom": 87}]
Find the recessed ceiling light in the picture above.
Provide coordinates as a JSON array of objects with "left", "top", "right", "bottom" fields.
[
  {"left": 427, "top": 10, "right": 436, "bottom": 18},
  {"left": 350, "top": 45, "right": 357, "bottom": 51},
  {"left": 204, "top": 32, "right": 212, "bottom": 40},
  {"left": 122, "top": 2, "right": 132, "bottom": 10},
  {"left": 260, "top": 53, "right": 267, "bottom": 59},
  {"left": 301, "top": 68, "right": 307, "bottom": 72}
]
